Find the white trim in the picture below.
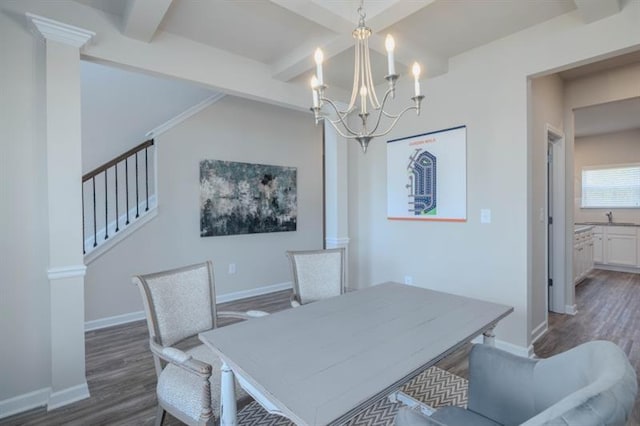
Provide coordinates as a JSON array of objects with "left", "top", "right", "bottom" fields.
[
  {"left": 325, "top": 237, "right": 350, "bottom": 247},
  {"left": 146, "top": 93, "right": 225, "bottom": 138},
  {"left": 594, "top": 264, "right": 640, "bottom": 274},
  {"left": 530, "top": 321, "right": 548, "bottom": 344},
  {"left": 83, "top": 282, "right": 293, "bottom": 331},
  {"left": 85, "top": 310, "right": 146, "bottom": 332},
  {"left": 84, "top": 206, "right": 158, "bottom": 264},
  {"left": 216, "top": 281, "right": 292, "bottom": 304},
  {"left": 26, "top": 13, "right": 95, "bottom": 48},
  {"left": 47, "top": 265, "right": 87, "bottom": 280},
  {"left": 565, "top": 304, "right": 578, "bottom": 315},
  {"left": 0, "top": 387, "right": 50, "bottom": 420},
  {"left": 47, "top": 383, "right": 89, "bottom": 410}
]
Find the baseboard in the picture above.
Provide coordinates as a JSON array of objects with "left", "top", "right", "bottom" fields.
[
  {"left": 47, "top": 382, "right": 89, "bottom": 410},
  {"left": 85, "top": 310, "right": 146, "bottom": 331},
  {"left": 84, "top": 282, "right": 293, "bottom": 331},
  {"left": 530, "top": 321, "right": 548, "bottom": 344},
  {"left": 594, "top": 264, "right": 640, "bottom": 274},
  {"left": 216, "top": 281, "right": 292, "bottom": 304},
  {"left": 0, "top": 387, "right": 50, "bottom": 419},
  {"left": 565, "top": 304, "right": 578, "bottom": 315}
]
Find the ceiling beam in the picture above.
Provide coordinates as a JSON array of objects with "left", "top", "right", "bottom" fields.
[
  {"left": 573, "top": 0, "right": 621, "bottom": 24},
  {"left": 269, "top": 0, "right": 446, "bottom": 82},
  {"left": 367, "top": 0, "right": 436, "bottom": 31},
  {"left": 122, "top": 0, "right": 173, "bottom": 42}
]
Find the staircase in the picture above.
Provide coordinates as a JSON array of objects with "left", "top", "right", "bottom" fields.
[{"left": 82, "top": 139, "right": 157, "bottom": 262}]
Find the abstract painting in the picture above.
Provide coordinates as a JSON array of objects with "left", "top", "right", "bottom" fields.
[{"left": 200, "top": 160, "right": 297, "bottom": 237}]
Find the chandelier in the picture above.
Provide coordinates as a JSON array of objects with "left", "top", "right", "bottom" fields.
[{"left": 310, "top": 1, "right": 424, "bottom": 153}]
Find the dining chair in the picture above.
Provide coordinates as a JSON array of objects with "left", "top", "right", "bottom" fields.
[
  {"left": 133, "top": 261, "right": 267, "bottom": 426},
  {"left": 395, "top": 340, "right": 637, "bottom": 426},
  {"left": 286, "top": 247, "right": 346, "bottom": 307}
]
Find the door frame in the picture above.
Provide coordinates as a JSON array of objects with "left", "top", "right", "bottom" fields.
[{"left": 546, "top": 124, "right": 566, "bottom": 313}]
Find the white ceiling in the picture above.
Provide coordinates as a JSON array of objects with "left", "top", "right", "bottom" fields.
[
  {"left": 71, "top": 0, "right": 613, "bottom": 93},
  {"left": 71, "top": 0, "right": 635, "bottom": 142}
]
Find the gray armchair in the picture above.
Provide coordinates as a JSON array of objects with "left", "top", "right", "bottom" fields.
[
  {"left": 133, "top": 261, "right": 267, "bottom": 426},
  {"left": 287, "top": 248, "right": 345, "bottom": 307},
  {"left": 396, "top": 341, "right": 637, "bottom": 426}
]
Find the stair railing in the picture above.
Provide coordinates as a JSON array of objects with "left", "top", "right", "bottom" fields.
[{"left": 82, "top": 139, "right": 155, "bottom": 254}]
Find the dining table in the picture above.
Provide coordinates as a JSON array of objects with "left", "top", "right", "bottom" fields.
[{"left": 199, "top": 281, "right": 513, "bottom": 425}]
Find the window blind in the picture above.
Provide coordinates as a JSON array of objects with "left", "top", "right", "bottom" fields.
[{"left": 581, "top": 164, "right": 640, "bottom": 208}]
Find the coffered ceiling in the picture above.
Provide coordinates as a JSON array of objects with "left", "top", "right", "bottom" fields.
[{"left": 73, "top": 0, "right": 623, "bottom": 95}]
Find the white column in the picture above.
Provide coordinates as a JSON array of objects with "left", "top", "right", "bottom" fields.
[
  {"left": 27, "top": 13, "right": 95, "bottom": 410},
  {"left": 323, "top": 123, "right": 351, "bottom": 287}
]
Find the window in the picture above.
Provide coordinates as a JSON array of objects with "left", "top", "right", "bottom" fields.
[{"left": 581, "top": 164, "right": 640, "bottom": 208}]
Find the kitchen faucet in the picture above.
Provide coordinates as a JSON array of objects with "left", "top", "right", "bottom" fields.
[{"left": 606, "top": 211, "right": 613, "bottom": 224}]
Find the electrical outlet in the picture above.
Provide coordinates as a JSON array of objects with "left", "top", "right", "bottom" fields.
[
  {"left": 480, "top": 209, "right": 491, "bottom": 224},
  {"left": 404, "top": 276, "right": 413, "bottom": 285},
  {"left": 228, "top": 263, "right": 236, "bottom": 274}
]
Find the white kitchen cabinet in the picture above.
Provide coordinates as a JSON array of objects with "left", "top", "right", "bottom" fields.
[
  {"left": 592, "top": 226, "right": 604, "bottom": 263},
  {"left": 573, "top": 227, "right": 594, "bottom": 285},
  {"left": 591, "top": 225, "right": 640, "bottom": 272},
  {"left": 606, "top": 226, "right": 637, "bottom": 266}
]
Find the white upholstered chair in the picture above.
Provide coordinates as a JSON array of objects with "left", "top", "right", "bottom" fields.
[
  {"left": 286, "top": 247, "right": 346, "bottom": 307},
  {"left": 133, "top": 261, "right": 267, "bottom": 426},
  {"left": 395, "top": 341, "right": 637, "bottom": 426}
]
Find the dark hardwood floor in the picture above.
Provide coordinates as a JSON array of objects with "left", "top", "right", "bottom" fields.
[{"left": 3, "top": 270, "right": 639, "bottom": 425}]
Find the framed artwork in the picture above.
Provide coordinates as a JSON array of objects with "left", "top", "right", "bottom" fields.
[
  {"left": 200, "top": 159, "right": 297, "bottom": 236},
  {"left": 387, "top": 125, "right": 467, "bottom": 221}
]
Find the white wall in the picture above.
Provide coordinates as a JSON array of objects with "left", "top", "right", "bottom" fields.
[
  {"left": 81, "top": 60, "right": 214, "bottom": 173},
  {"left": 574, "top": 128, "right": 640, "bottom": 224},
  {"left": 347, "top": 3, "right": 640, "bottom": 351},
  {"left": 529, "top": 74, "right": 564, "bottom": 338},
  {"left": 0, "top": 7, "right": 51, "bottom": 402},
  {"left": 84, "top": 96, "right": 323, "bottom": 321}
]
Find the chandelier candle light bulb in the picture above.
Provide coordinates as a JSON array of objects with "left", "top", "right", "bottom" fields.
[
  {"left": 309, "top": 1, "right": 424, "bottom": 153},
  {"left": 385, "top": 34, "right": 396, "bottom": 75},
  {"left": 412, "top": 62, "right": 421, "bottom": 97}
]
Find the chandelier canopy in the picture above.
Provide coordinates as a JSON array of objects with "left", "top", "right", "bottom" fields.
[{"left": 310, "top": 1, "right": 424, "bottom": 153}]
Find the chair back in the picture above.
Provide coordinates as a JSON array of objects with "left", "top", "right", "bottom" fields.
[
  {"left": 133, "top": 261, "right": 217, "bottom": 351},
  {"left": 287, "top": 248, "right": 345, "bottom": 305},
  {"left": 524, "top": 340, "right": 637, "bottom": 426}
]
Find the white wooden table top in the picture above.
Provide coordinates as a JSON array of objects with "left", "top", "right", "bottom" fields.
[{"left": 199, "top": 282, "right": 513, "bottom": 426}]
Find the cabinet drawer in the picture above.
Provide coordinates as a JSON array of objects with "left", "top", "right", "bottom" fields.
[{"left": 607, "top": 226, "right": 637, "bottom": 236}]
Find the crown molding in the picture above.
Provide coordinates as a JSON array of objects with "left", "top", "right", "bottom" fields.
[
  {"left": 146, "top": 93, "right": 226, "bottom": 139},
  {"left": 26, "top": 13, "right": 95, "bottom": 48}
]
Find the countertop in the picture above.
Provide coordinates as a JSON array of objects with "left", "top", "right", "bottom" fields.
[{"left": 575, "top": 222, "right": 640, "bottom": 228}]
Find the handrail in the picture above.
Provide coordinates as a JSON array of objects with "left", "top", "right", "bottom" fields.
[
  {"left": 81, "top": 138, "right": 155, "bottom": 254},
  {"left": 83, "top": 139, "right": 154, "bottom": 182}
]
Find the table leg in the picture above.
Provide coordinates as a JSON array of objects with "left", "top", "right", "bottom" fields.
[
  {"left": 482, "top": 327, "right": 496, "bottom": 346},
  {"left": 220, "top": 361, "right": 237, "bottom": 425}
]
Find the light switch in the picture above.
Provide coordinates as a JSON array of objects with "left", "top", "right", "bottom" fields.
[{"left": 480, "top": 209, "right": 491, "bottom": 224}]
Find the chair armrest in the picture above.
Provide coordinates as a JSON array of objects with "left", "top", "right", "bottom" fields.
[
  {"left": 149, "top": 339, "right": 212, "bottom": 377},
  {"left": 218, "top": 310, "right": 269, "bottom": 321},
  {"left": 468, "top": 344, "right": 537, "bottom": 425}
]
